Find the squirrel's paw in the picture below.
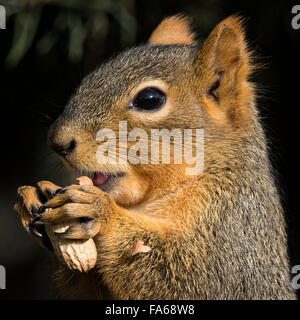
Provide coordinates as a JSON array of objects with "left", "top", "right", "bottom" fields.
[
  {"left": 14, "top": 181, "right": 62, "bottom": 250},
  {"left": 36, "top": 184, "right": 110, "bottom": 240}
]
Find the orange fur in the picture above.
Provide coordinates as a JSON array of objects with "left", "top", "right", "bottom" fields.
[
  {"left": 13, "top": 15, "right": 295, "bottom": 300},
  {"left": 148, "top": 15, "right": 195, "bottom": 45}
]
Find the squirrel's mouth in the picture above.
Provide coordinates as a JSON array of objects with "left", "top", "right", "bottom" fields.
[
  {"left": 92, "top": 172, "right": 125, "bottom": 191},
  {"left": 76, "top": 170, "right": 125, "bottom": 191},
  {"left": 92, "top": 172, "right": 109, "bottom": 186},
  {"left": 72, "top": 166, "right": 125, "bottom": 191}
]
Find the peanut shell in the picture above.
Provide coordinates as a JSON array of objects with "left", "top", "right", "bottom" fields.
[{"left": 45, "top": 220, "right": 97, "bottom": 272}]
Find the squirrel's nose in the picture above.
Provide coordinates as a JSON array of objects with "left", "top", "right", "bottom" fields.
[
  {"left": 47, "top": 119, "right": 77, "bottom": 157},
  {"left": 50, "top": 138, "right": 76, "bottom": 157}
]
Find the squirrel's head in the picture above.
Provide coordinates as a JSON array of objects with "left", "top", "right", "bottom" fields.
[{"left": 48, "top": 15, "right": 255, "bottom": 207}]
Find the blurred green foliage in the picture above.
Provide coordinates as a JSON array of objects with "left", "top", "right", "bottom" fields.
[{"left": 3, "top": 0, "right": 137, "bottom": 67}]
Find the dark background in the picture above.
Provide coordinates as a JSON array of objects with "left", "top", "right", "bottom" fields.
[{"left": 0, "top": 0, "right": 299, "bottom": 299}]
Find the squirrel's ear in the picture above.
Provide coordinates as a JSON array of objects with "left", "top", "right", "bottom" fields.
[
  {"left": 148, "top": 15, "right": 196, "bottom": 45},
  {"left": 198, "top": 16, "right": 251, "bottom": 73},
  {"left": 196, "top": 16, "right": 254, "bottom": 122}
]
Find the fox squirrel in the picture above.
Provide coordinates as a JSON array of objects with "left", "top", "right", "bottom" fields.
[{"left": 14, "top": 15, "right": 296, "bottom": 299}]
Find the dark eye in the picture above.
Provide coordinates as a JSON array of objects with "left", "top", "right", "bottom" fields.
[{"left": 130, "top": 87, "right": 166, "bottom": 111}]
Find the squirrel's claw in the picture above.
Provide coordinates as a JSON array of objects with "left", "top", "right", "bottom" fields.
[
  {"left": 36, "top": 181, "right": 62, "bottom": 199},
  {"left": 15, "top": 181, "right": 105, "bottom": 243},
  {"left": 14, "top": 181, "right": 62, "bottom": 250},
  {"left": 54, "top": 218, "right": 100, "bottom": 240},
  {"left": 29, "top": 217, "right": 53, "bottom": 251},
  {"left": 40, "top": 203, "right": 98, "bottom": 224}
]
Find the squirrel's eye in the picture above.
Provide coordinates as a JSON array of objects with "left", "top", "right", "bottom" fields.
[{"left": 130, "top": 87, "right": 166, "bottom": 111}]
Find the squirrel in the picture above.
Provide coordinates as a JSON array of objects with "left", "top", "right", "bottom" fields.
[{"left": 13, "top": 15, "right": 296, "bottom": 300}]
